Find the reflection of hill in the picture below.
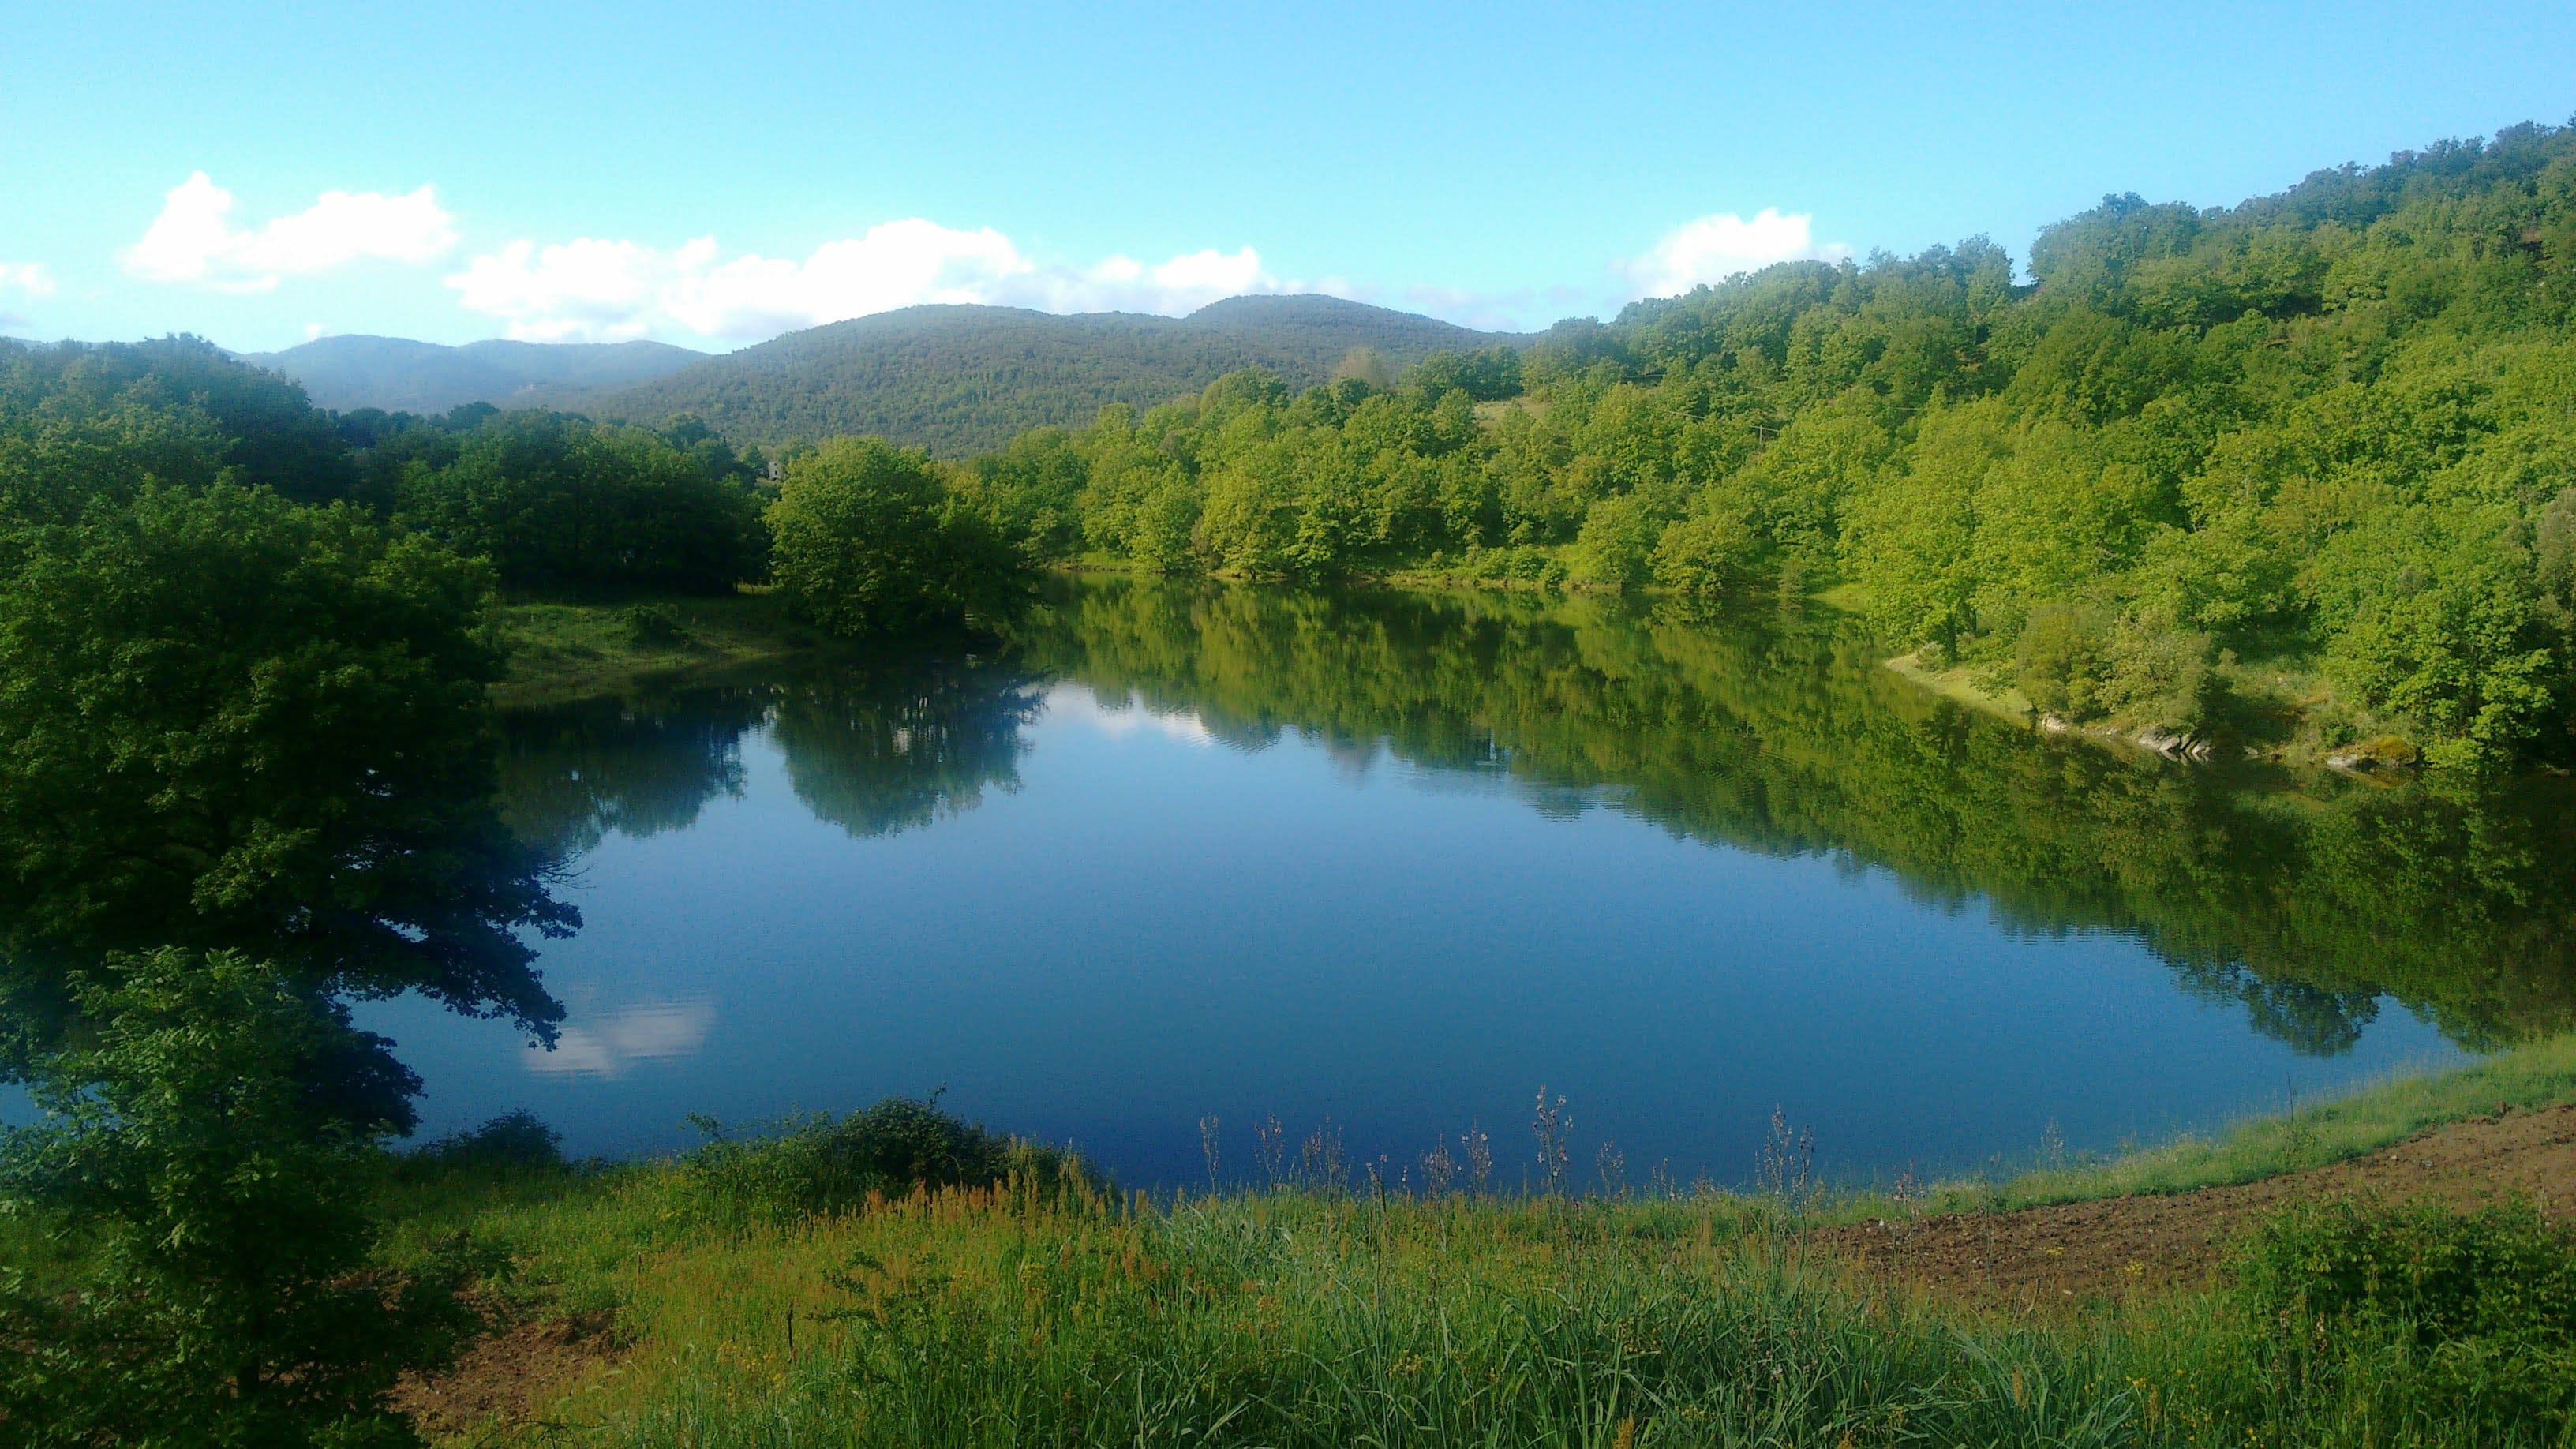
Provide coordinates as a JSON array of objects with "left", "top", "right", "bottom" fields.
[
  {"left": 772, "top": 656, "right": 1043, "bottom": 840},
  {"left": 1012, "top": 577, "right": 2576, "bottom": 1054}
]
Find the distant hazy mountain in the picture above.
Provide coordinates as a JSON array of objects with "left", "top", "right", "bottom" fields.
[
  {"left": 575, "top": 294, "right": 1526, "bottom": 455},
  {"left": 245, "top": 335, "right": 706, "bottom": 415}
]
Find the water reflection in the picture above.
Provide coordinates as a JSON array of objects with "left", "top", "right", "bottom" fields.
[
  {"left": 774, "top": 658, "right": 1044, "bottom": 840},
  {"left": 524, "top": 997, "right": 716, "bottom": 1078},
  {"left": 500, "top": 688, "right": 762, "bottom": 858},
  {"left": 493, "top": 576, "right": 2576, "bottom": 1076}
]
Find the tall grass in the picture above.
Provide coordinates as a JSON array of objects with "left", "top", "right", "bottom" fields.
[
  {"left": 371, "top": 1043, "right": 2576, "bottom": 1447},
  {"left": 382, "top": 1166, "right": 2575, "bottom": 1447}
]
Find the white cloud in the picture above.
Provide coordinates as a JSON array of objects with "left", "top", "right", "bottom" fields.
[
  {"left": 448, "top": 222, "right": 1311, "bottom": 343},
  {"left": 0, "top": 261, "right": 56, "bottom": 298},
  {"left": 1619, "top": 208, "right": 1852, "bottom": 298},
  {"left": 1043, "top": 684, "right": 1215, "bottom": 747},
  {"left": 123, "top": 172, "right": 457, "bottom": 293},
  {"left": 524, "top": 998, "right": 714, "bottom": 1078}
]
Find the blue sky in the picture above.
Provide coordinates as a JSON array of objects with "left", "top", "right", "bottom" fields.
[{"left": 5, "top": 1, "right": 2572, "bottom": 353}]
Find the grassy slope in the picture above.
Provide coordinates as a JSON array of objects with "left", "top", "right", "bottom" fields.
[
  {"left": 1956, "top": 1032, "right": 2576, "bottom": 1213},
  {"left": 490, "top": 591, "right": 825, "bottom": 708},
  {"left": 384, "top": 1035, "right": 2576, "bottom": 1444}
]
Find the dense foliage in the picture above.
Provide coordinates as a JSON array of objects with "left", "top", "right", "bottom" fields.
[
  {"left": 955, "top": 125, "right": 2576, "bottom": 766},
  {"left": 766, "top": 436, "right": 1024, "bottom": 635},
  {"left": 0, "top": 477, "right": 574, "bottom": 1069},
  {"left": 386, "top": 408, "right": 769, "bottom": 594},
  {"left": 0, "top": 950, "right": 477, "bottom": 1447},
  {"left": 679, "top": 1095, "right": 1088, "bottom": 1229},
  {"left": 2233, "top": 1196, "right": 2576, "bottom": 1430},
  {"left": 583, "top": 295, "right": 1522, "bottom": 455},
  {"left": 0, "top": 339, "right": 597, "bottom": 1440}
]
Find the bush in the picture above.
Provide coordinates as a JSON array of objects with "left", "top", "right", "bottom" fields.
[
  {"left": 412, "top": 1109, "right": 566, "bottom": 1171},
  {"left": 2014, "top": 603, "right": 2110, "bottom": 718},
  {"left": 2232, "top": 1196, "right": 2576, "bottom": 1430},
  {"left": 1651, "top": 501, "right": 1765, "bottom": 597},
  {"left": 1568, "top": 496, "right": 1664, "bottom": 591},
  {"left": 679, "top": 1095, "right": 1090, "bottom": 1226},
  {"left": 0, "top": 949, "right": 477, "bottom": 1447},
  {"left": 623, "top": 601, "right": 693, "bottom": 648},
  {"left": 2101, "top": 614, "right": 2230, "bottom": 735}
]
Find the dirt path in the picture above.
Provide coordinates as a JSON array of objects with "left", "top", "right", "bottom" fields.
[
  {"left": 1815, "top": 1103, "right": 2576, "bottom": 1307},
  {"left": 395, "top": 1308, "right": 621, "bottom": 1440}
]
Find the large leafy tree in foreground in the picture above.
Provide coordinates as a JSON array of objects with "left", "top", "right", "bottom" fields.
[
  {"left": 0, "top": 481, "right": 577, "bottom": 1075},
  {"left": 0, "top": 949, "right": 477, "bottom": 1447}
]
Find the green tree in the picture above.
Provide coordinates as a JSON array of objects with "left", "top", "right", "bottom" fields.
[
  {"left": 766, "top": 436, "right": 1025, "bottom": 636},
  {"left": 0, "top": 949, "right": 477, "bottom": 1447},
  {"left": 0, "top": 482, "right": 574, "bottom": 1100},
  {"left": 394, "top": 410, "right": 766, "bottom": 595}
]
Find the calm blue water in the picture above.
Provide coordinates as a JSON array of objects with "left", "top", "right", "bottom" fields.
[{"left": 346, "top": 580, "right": 2558, "bottom": 1189}]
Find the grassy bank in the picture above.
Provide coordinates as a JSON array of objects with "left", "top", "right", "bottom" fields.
[
  {"left": 1955, "top": 1033, "right": 2576, "bottom": 1212},
  {"left": 492, "top": 590, "right": 825, "bottom": 707},
  {"left": 373, "top": 1039, "right": 2576, "bottom": 1446}
]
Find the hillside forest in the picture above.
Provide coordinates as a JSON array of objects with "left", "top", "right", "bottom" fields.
[{"left": 9, "top": 123, "right": 2576, "bottom": 774}]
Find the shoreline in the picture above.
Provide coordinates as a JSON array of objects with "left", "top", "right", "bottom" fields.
[{"left": 380, "top": 1034, "right": 2576, "bottom": 1442}]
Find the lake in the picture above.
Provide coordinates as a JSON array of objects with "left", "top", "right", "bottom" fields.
[{"left": 356, "top": 576, "right": 2576, "bottom": 1189}]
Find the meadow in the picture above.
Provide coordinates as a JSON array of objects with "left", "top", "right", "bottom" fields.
[{"left": 376, "top": 1042, "right": 2576, "bottom": 1447}]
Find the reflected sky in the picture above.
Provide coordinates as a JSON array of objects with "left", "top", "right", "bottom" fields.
[{"left": 357, "top": 679, "right": 2464, "bottom": 1188}]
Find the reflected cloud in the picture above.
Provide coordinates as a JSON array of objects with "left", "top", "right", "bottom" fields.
[
  {"left": 1044, "top": 685, "right": 1215, "bottom": 747},
  {"left": 525, "top": 998, "right": 714, "bottom": 1078}
]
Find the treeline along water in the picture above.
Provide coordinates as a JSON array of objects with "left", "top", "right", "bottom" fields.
[{"left": 366, "top": 577, "right": 2576, "bottom": 1184}]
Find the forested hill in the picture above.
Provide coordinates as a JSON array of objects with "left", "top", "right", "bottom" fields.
[
  {"left": 953, "top": 122, "right": 2576, "bottom": 769},
  {"left": 245, "top": 335, "right": 704, "bottom": 414},
  {"left": 574, "top": 295, "right": 1523, "bottom": 455}
]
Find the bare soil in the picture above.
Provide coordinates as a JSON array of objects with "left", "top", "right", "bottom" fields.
[
  {"left": 1815, "top": 1102, "right": 2576, "bottom": 1308},
  {"left": 395, "top": 1306, "right": 622, "bottom": 1440}
]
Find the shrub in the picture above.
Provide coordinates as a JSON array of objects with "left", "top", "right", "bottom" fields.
[
  {"left": 2014, "top": 603, "right": 2110, "bottom": 718},
  {"left": 1567, "top": 495, "right": 1663, "bottom": 591},
  {"left": 622, "top": 601, "right": 692, "bottom": 648},
  {"left": 2102, "top": 613, "right": 2230, "bottom": 735},
  {"left": 2231, "top": 1196, "right": 2576, "bottom": 1430},
  {"left": 413, "top": 1109, "right": 566, "bottom": 1171},
  {"left": 0, "top": 949, "right": 477, "bottom": 1447},
  {"left": 1651, "top": 501, "right": 1765, "bottom": 597},
  {"left": 679, "top": 1095, "right": 1090, "bottom": 1226}
]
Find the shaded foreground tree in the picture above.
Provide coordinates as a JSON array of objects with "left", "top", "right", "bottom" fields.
[
  {"left": 765, "top": 436, "right": 1025, "bottom": 637},
  {"left": 0, "top": 949, "right": 477, "bottom": 1447},
  {"left": 0, "top": 481, "right": 575, "bottom": 1118}
]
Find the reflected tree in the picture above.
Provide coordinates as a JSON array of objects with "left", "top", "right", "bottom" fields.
[
  {"left": 1012, "top": 575, "right": 2576, "bottom": 1053},
  {"left": 500, "top": 686, "right": 770, "bottom": 859},
  {"left": 773, "top": 653, "right": 1045, "bottom": 839}
]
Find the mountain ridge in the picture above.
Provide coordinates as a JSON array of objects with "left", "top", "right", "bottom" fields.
[
  {"left": 575, "top": 294, "right": 1527, "bottom": 455},
  {"left": 245, "top": 335, "right": 706, "bottom": 416},
  {"left": 252, "top": 295, "right": 1526, "bottom": 455}
]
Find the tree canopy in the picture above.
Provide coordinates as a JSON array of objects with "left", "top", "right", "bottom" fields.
[
  {"left": 949, "top": 123, "right": 2576, "bottom": 766},
  {"left": 766, "top": 436, "right": 1024, "bottom": 636}
]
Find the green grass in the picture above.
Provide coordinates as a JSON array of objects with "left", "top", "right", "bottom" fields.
[
  {"left": 1883, "top": 649, "right": 2039, "bottom": 725},
  {"left": 491, "top": 590, "right": 825, "bottom": 707},
  {"left": 379, "top": 1169, "right": 2566, "bottom": 1447},
  {"left": 1953, "top": 1034, "right": 2576, "bottom": 1212},
  {"left": 365, "top": 1039, "right": 2576, "bottom": 1446}
]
